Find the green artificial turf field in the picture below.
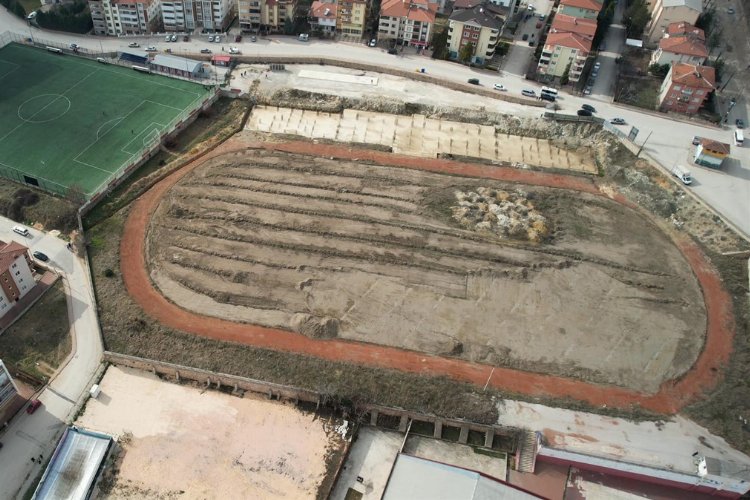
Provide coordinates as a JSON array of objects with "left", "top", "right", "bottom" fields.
[{"left": 0, "top": 43, "right": 211, "bottom": 197}]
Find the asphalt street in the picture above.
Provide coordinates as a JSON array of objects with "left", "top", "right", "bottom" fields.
[
  {"left": 4, "top": 11, "right": 739, "bottom": 237},
  {"left": 0, "top": 219, "right": 103, "bottom": 499}
]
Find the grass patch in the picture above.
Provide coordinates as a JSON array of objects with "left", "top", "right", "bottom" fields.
[
  {"left": 0, "top": 280, "right": 71, "bottom": 381},
  {"left": 0, "top": 183, "right": 78, "bottom": 233}
]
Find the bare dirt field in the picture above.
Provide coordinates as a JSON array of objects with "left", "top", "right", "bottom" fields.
[
  {"left": 76, "top": 365, "right": 346, "bottom": 499},
  {"left": 146, "top": 148, "right": 705, "bottom": 393},
  {"left": 246, "top": 106, "right": 597, "bottom": 173}
]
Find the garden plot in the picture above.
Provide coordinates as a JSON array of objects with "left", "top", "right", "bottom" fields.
[{"left": 146, "top": 149, "right": 705, "bottom": 392}]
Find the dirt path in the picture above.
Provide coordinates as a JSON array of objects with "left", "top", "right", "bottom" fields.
[{"left": 120, "top": 137, "right": 734, "bottom": 414}]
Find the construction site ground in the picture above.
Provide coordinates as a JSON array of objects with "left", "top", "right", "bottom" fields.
[
  {"left": 76, "top": 365, "right": 346, "bottom": 499},
  {"left": 146, "top": 144, "right": 703, "bottom": 393}
]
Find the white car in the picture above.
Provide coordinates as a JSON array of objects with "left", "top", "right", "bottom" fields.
[
  {"left": 369, "top": 38, "right": 377, "bottom": 47},
  {"left": 521, "top": 89, "right": 536, "bottom": 97},
  {"left": 170, "top": 34, "right": 178, "bottom": 42},
  {"left": 229, "top": 46, "right": 240, "bottom": 54},
  {"left": 208, "top": 35, "right": 215, "bottom": 42},
  {"left": 213, "top": 36, "right": 222, "bottom": 43},
  {"left": 128, "top": 42, "right": 140, "bottom": 48},
  {"left": 165, "top": 35, "right": 171, "bottom": 42},
  {"left": 145, "top": 46, "right": 157, "bottom": 52},
  {"left": 493, "top": 84, "right": 507, "bottom": 91},
  {"left": 27, "top": 11, "right": 36, "bottom": 19}
]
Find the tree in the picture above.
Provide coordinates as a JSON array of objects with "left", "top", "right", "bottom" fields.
[
  {"left": 431, "top": 28, "right": 449, "bottom": 60},
  {"left": 624, "top": 0, "right": 650, "bottom": 38},
  {"left": 458, "top": 42, "right": 475, "bottom": 64},
  {"left": 560, "top": 62, "right": 571, "bottom": 85},
  {"left": 648, "top": 63, "right": 670, "bottom": 77}
]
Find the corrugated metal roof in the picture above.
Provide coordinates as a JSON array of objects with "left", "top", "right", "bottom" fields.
[
  {"left": 383, "top": 454, "right": 541, "bottom": 500},
  {"left": 33, "top": 427, "right": 113, "bottom": 500},
  {"left": 151, "top": 54, "right": 202, "bottom": 72}
]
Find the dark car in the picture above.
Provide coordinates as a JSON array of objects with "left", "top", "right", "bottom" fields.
[
  {"left": 388, "top": 47, "right": 398, "bottom": 55},
  {"left": 736, "top": 119, "right": 745, "bottom": 129},
  {"left": 577, "top": 109, "right": 593, "bottom": 117},
  {"left": 467, "top": 78, "right": 480, "bottom": 85},
  {"left": 522, "top": 33, "right": 529, "bottom": 41},
  {"left": 528, "top": 40, "right": 535, "bottom": 46},
  {"left": 200, "top": 48, "right": 212, "bottom": 54},
  {"left": 32, "top": 251, "right": 48, "bottom": 262},
  {"left": 183, "top": 35, "right": 190, "bottom": 41},
  {"left": 581, "top": 104, "right": 596, "bottom": 113},
  {"left": 610, "top": 118, "right": 626, "bottom": 125},
  {"left": 235, "top": 34, "right": 242, "bottom": 42},
  {"left": 27, "top": 399, "right": 42, "bottom": 414}
]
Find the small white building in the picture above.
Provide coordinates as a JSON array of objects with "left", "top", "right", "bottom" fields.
[{"left": 0, "top": 240, "right": 35, "bottom": 319}]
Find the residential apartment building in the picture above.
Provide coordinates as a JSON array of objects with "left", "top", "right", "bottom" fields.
[
  {"left": 161, "top": 0, "right": 196, "bottom": 30},
  {"left": 447, "top": 4, "right": 503, "bottom": 65},
  {"left": 378, "top": 0, "right": 437, "bottom": 47},
  {"left": 537, "top": 32, "right": 591, "bottom": 81},
  {"left": 658, "top": 62, "right": 714, "bottom": 114},
  {"left": 0, "top": 240, "right": 35, "bottom": 319},
  {"left": 195, "top": 0, "right": 236, "bottom": 31},
  {"left": 548, "top": 13, "right": 596, "bottom": 38},
  {"left": 309, "top": 0, "right": 337, "bottom": 33},
  {"left": 0, "top": 360, "right": 19, "bottom": 426},
  {"left": 90, "top": 0, "right": 161, "bottom": 35},
  {"left": 645, "top": 0, "right": 701, "bottom": 47},
  {"left": 557, "top": 0, "right": 602, "bottom": 20},
  {"left": 337, "top": 0, "right": 368, "bottom": 36},
  {"left": 238, "top": 0, "right": 295, "bottom": 32},
  {"left": 650, "top": 21, "right": 707, "bottom": 65}
]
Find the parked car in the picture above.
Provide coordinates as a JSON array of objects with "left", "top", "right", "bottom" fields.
[
  {"left": 12, "top": 225, "right": 29, "bottom": 237},
  {"left": 146, "top": 46, "right": 157, "bottom": 51},
  {"left": 165, "top": 35, "right": 171, "bottom": 42},
  {"left": 251, "top": 36, "right": 257, "bottom": 42},
  {"left": 467, "top": 78, "right": 480, "bottom": 85},
  {"left": 610, "top": 118, "right": 626, "bottom": 125},
  {"left": 69, "top": 43, "right": 78, "bottom": 50},
  {"left": 183, "top": 35, "right": 190, "bottom": 41},
  {"left": 27, "top": 11, "right": 36, "bottom": 20},
  {"left": 213, "top": 36, "right": 222, "bottom": 43},
  {"left": 388, "top": 47, "right": 398, "bottom": 54},
  {"left": 32, "top": 251, "right": 49, "bottom": 262},
  {"left": 522, "top": 33, "right": 529, "bottom": 41},
  {"left": 298, "top": 33, "right": 309, "bottom": 41},
  {"left": 128, "top": 42, "right": 140, "bottom": 48},
  {"left": 527, "top": 4, "right": 535, "bottom": 10},
  {"left": 228, "top": 47, "right": 240, "bottom": 54},
  {"left": 536, "top": 21, "right": 542, "bottom": 28},
  {"left": 581, "top": 104, "right": 596, "bottom": 113},
  {"left": 26, "top": 399, "right": 42, "bottom": 414},
  {"left": 528, "top": 40, "right": 535, "bottom": 46},
  {"left": 369, "top": 38, "right": 377, "bottom": 47},
  {"left": 493, "top": 83, "right": 507, "bottom": 91},
  {"left": 200, "top": 48, "right": 212, "bottom": 53},
  {"left": 583, "top": 86, "right": 592, "bottom": 95},
  {"left": 235, "top": 35, "right": 242, "bottom": 42},
  {"left": 208, "top": 35, "right": 215, "bottom": 42},
  {"left": 577, "top": 109, "right": 593, "bottom": 117},
  {"left": 736, "top": 119, "right": 745, "bottom": 129},
  {"left": 727, "top": 7, "right": 734, "bottom": 14},
  {"left": 538, "top": 13, "right": 545, "bottom": 20},
  {"left": 521, "top": 89, "right": 536, "bottom": 97},
  {"left": 170, "top": 34, "right": 178, "bottom": 42},
  {"left": 692, "top": 135, "right": 702, "bottom": 145}
]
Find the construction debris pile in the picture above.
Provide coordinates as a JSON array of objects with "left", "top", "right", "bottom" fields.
[{"left": 451, "top": 187, "right": 549, "bottom": 242}]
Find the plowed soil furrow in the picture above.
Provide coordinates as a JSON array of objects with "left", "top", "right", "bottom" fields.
[
  {"left": 121, "top": 139, "right": 731, "bottom": 413},
  {"left": 162, "top": 237, "right": 469, "bottom": 298},
  {"left": 182, "top": 178, "right": 419, "bottom": 212},
  {"left": 165, "top": 202, "right": 549, "bottom": 268},
  {"left": 201, "top": 170, "right": 421, "bottom": 203}
]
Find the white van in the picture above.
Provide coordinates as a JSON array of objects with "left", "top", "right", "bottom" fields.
[
  {"left": 541, "top": 86, "right": 558, "bottom": 97},
  {"left": 12, "top": 225, "right": 30, "bottom": 237},
  {"left": 670, "top": 164, "right": 692, "bottom": 185},
  {"left": 734, "top": 129, "right": 744, "bottom": 147}
]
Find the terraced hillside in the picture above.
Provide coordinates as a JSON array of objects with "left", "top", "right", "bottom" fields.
[{"left": 146, "top": 149, "right": 706, "bottom": 393}]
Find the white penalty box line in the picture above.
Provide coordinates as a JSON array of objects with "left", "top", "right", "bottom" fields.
[
  {"left": 73, "top": 99, "right": 181, "bottom": 173},
  {"left": 0, "top": 58, "right": 21, "bottom": 81}
]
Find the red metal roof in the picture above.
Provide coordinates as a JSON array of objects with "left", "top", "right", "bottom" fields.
[{"left": 211, "top": 55, "right": 231, "bottom": 62}]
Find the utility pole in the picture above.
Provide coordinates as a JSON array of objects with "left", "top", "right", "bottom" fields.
[{"left": 636, "top": 131, "right": 652, "bottom": 157}]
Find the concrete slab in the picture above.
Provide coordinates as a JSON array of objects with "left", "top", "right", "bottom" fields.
[
  {"left": 330, "top": 427, "right": 402, "bottom": 500},
  {"left": 402, "top": 434, "right": 508, "bottom": 481},
  {"left": 299, "top": 69, "right": 378, "bottom": 86}
]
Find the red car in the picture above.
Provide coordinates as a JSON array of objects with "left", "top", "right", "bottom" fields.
[{"left": 26, "top": 399, "right": 42, "bottom": 414}]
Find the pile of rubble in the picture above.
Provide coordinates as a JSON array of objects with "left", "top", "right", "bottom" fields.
[{"left": 451, "top": 187, "right": 549, "bottom": 242}]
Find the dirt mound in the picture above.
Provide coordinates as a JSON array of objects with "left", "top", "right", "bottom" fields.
[{"left": 290, "top": 313, "right": 339, "bottom": 339}]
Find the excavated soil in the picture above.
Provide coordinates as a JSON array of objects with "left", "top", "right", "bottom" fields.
[{"left": 146, "top": 149, "right": 706, "bottom": 393}]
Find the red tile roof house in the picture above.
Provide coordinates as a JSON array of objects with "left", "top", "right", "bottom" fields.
[
  {"left": 549, "top": 13, "right": 597, "bottom": 38},
  {"left": 650, "top": 22, "right": 707, "bottom": 66},
  {"left": 657, "top": 62, "right": 715, "bottom": 114},
  {"left": 557, "top": 0, "right": 603, "bottom": 20},
  {"left": 378, "top": 0, "right": 437, "bottom": 47},
  {"left": 309, "top": 1, "right": 338, "bottom": 33},
  {"left": 0, "top": 240, "right": 35, "bottom": 319}
]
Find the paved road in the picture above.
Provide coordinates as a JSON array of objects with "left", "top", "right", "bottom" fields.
[
  {"left": 0, "top": 219, "right": 103, "bottom": 500},
  {"left": 2, "top": 5, "right": 747, "bottom": 237},
  {"left": 589, "top": 0, "right": 626, "bottom": 98}
]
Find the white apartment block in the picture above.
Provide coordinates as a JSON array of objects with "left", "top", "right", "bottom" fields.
[
  {"left": 160, "top": 0, "right": 235, "bottom": 31},
  {"left": 0, "top": 241, "right": 35, "bottom": 319},
  {"left": 90, "top": 0, "right": 161, "bottom": 35},
  {"left": 161, "top": 0, "right": 197, "bottom": 30}
]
